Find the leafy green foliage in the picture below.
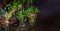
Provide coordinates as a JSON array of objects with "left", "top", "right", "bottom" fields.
[
  {"left": 0, "top": 10, "right": 6, "bottom": 16},
  {"left": 4, "top": 0, "right": 23, "bottom": 20},
  {"left": 29, "top": 0, "right": 33, "bottom": 4},
  {"left": 15, "top": 6, "right": 39, "bottom": 26},
  {"left": 0, "top": 0, "right": 40, "bottom": 31}
]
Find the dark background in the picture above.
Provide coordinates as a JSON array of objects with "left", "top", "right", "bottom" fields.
[{"left": 33, "top": 0, "right": 60, "bottom": 31}]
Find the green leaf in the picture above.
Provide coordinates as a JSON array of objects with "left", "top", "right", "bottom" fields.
[{"left": 0, "top": 10, "right": 6, "bottom": 15}]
